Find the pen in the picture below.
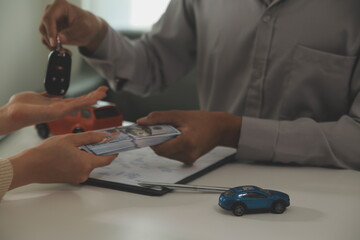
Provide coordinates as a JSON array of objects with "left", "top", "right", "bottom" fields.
[{"left": 138, "top": 181, "right": 230, "bottom": 193}]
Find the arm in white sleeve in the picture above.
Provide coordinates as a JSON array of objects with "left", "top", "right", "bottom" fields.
[
  {"left": 237, "top": 61, "right": 360, "bottom": 170},
  {"left": 81, "top": 0, "right": 196, "bottom": 96}
]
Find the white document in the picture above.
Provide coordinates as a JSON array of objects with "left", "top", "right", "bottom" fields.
[{"left": 89, "top": 146, "right": 236, "bottom": 187}]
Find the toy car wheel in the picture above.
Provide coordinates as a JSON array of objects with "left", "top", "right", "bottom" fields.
[
  {"left": 72, "top": 128, "right": 85, "bottom": 133},
  {"left": 271, "top": 201, "right": 286, "bottom": 214},
  {"left": 36, "top": 123, "right": 49, "bottom": 139},
  {"left": 232, "top": 203, "right": 246, "bottom": 216}
]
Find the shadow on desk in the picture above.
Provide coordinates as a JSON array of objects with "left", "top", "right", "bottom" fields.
[{"left": 215, "top": 205, "right": 323, "bottom": 222}]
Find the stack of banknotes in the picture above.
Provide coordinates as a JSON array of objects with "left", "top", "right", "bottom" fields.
[{"left": 81, "top": 124, "right": 181, "bottom": 155}]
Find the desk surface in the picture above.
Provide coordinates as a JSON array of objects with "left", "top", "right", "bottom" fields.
[{"left": 0, "top": 126, "right": 360, "bottom": 240}]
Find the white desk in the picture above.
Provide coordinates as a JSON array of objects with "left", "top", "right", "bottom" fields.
[{"left": 0, "top": 126, "right": 359, "bottom": 240}]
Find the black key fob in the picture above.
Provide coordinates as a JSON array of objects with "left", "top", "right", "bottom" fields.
[{"left": 44, "top": 50, "right": 71, "bottom": 96}]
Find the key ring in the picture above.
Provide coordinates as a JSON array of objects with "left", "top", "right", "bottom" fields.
[{"left": 56, "top": 35, "right": 66, "bottom": 57}]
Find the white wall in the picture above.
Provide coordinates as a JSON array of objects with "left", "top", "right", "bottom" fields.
[
  {"left": 82, "top": 0, "right": 169, "bottom": 31},
  {"left": 0, "top": 0, "right": 81, "bottom": 106}
]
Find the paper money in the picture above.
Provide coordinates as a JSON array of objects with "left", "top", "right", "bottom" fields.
[{"left": 81, "top": 124, "right": 181, "bottom": 155}]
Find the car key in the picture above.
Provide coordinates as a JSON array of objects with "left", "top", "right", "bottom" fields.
[{"left": 44, "top": 36, "right": 71, "bottom": 96}]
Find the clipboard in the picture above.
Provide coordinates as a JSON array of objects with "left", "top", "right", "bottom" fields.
[{"left": 84, "top": 146, "right": 236, "bottom": 196}]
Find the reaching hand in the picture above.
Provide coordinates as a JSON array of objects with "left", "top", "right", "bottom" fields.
[
  {"left": 136, "top": 110, "right": 242, "bottom": 165},
  {"left": 8, "top": 131, "right": 118, "bottom": 189},
  {"left": 39, "top": 0, "right": 108, "bottom": 52},
  {"left": 0, "top": 86, "right": 108, "bottom": 135}
]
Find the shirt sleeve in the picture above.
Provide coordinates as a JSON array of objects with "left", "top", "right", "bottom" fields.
[
  {"left": 81, "top": 0, "right": 196, "bottom": 96},
  {"left": 0, "top": 158, "right": 13, "bottom": 200},
  {"left": 237, "top": 60, "right": 360, "bottom": 170}
]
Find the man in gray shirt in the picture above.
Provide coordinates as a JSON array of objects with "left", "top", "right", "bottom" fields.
[{"left": 40, "top": 0, "right": 360, "bottom": 170}]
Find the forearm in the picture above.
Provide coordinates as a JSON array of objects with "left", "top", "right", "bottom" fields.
[
  {"left": 0, "top": 105, "right": 9, "bottom": 135},
  {"left": 0, "top": 105, "right": 21, "bottom": 135},
  {"left": 0, "top": 103, "right": 41, "bottom": 135},
  {"left": 237, "top": 116, "right": 360, "bottom": 170},
  {"left": 7, "top": 150, "right": 37, "bottom": 190},
  {"left": 0, "top": 158, "right": 13, "bottom": 200}
]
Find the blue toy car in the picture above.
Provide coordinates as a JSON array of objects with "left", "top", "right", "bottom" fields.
[{"left": 218, "top": 185, "right": 290, "bottom": 216}]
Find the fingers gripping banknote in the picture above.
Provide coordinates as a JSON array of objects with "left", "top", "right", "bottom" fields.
[{"left": 81, "top": 124, "right": 181, "bottom": 155}]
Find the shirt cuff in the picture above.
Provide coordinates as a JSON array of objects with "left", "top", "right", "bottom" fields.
[
  {"left": 236, "top": 117, "right": 279, "bottom": 162},
  {"left": 0, "top": 158, "right": 13, "bottom": 200}
]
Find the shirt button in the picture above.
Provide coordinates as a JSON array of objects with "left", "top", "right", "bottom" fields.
[{"left": 263, "top": 15, "right": 271, "bottom": 23}]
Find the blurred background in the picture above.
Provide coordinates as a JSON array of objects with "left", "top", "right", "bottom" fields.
[{"left": 0, "top": 0, "right": 198, "bottom": 122}]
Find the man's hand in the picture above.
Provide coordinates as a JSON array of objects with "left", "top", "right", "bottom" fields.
[
  {"left": 0, "top": 86, "right": 108, "bottom": 135},
  {"left": 136, "top": 110, "right": 242, "bottom": 165},
  {"left": 8, "top": 131, "right": 118, "bottom": 189},
  {"left": 39, "top": 0, "right": 108, "bottom": 53}
]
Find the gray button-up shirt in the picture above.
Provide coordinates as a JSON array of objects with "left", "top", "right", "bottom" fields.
[{"left": 83, "top": 0, "right": 360, "bottom": 170}]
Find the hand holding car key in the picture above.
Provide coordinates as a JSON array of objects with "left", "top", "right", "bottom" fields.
[{"left": 44, "top": 35, "right": 72, "bottom": 96}]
